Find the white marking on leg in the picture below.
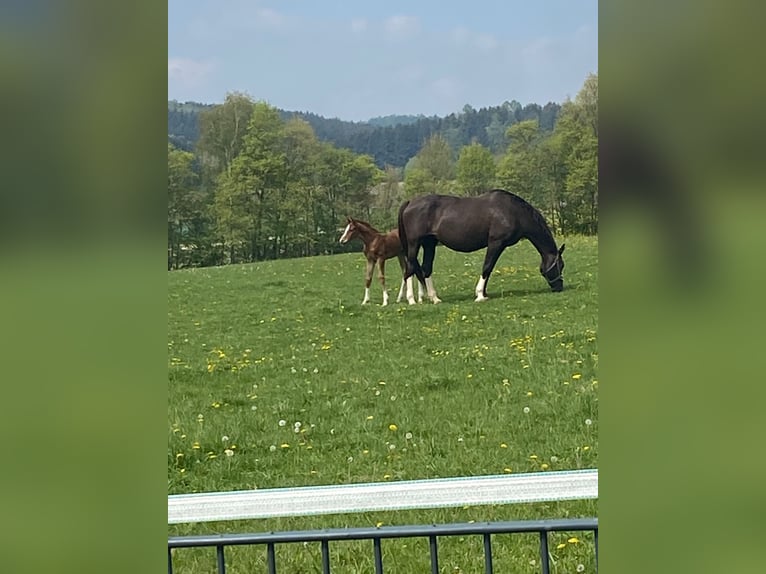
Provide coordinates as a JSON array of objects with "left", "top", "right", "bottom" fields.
[
  {"left": 475, "top": 276, "right": 488, "bottom": 302},
  {"left": 406, "top": 276, "right": 416, "bottom": 305},
  {"left": 396, "top": 279, "right": 406, "bottom": 303},
  {"left": 339, "top": 223, "right": 352, "bottom": 244},
  {"left": 417, "top": 280, "right": 424, "bottom": 303},
  {"left": 382, "top": 289, "right": 389, "bottom": 306},
  {"left": 425, "top": 277, "right": 442, "bottom": 304},
  {"left": 362, "top": 287, "right": 370, "bottom": 304}
]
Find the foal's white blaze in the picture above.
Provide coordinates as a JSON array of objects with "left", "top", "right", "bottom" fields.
[
  {"left": 339, "top": 223, "right": 352, "bottom": 244},
  {"left": 475, "top": 276, "right": 488, "bottom": 302},
  {"left": 425, "top": 277, "right": 442, "bottom": 304}
]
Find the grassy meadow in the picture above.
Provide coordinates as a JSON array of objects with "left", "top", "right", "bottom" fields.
[{"left": 168, "top": 235, "right": 598, "bottom": 573}]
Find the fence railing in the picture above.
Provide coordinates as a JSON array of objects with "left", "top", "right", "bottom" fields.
[{"left": 168, "top": 469, "right": 598, "bottom": 574}]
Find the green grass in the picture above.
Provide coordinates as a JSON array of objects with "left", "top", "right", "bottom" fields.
[{"left": 168, "top": 235, "right": 598, "bottom": 573}]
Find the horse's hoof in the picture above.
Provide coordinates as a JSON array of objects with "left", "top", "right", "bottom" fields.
[
  {"left": 431, "top": 297, "right": 442, "bottom": 304},
  {"left": 362, "top": 300, "right": 369, "bottom": 305},
  {"left": 475, "top": 295, "right": 489, "bottom": 302}
]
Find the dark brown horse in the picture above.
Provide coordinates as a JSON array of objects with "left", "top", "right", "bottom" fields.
[
  {"left": 398, "top": 190, "right": 565, "bottom": 304},
  {"left": 339, "top": 217, "right": 423, "bottom": 305}
]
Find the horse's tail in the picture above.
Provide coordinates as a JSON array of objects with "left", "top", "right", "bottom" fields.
[{"left": 397, "top": 200, "right": 410, "bottom": 257}]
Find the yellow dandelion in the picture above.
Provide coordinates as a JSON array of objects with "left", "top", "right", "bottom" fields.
[
  {"left": 192, "top": 442, "right": 200, "bottom": 450},
  {"left": 503, "top": 468, "right": 513, "bottom": 473},
  {"left": 572, "top": 374, "right": 582, "bottom": 380},
  {"left": 363, "top": 449, "right": 369, "bottom": 454},
  {"left": 389, "top": 424, "right": 398, "bottom": 431},
  {"left": 366, "top": 415, "right": 374, "bottom": 420},
  {"left": 175, "top": 453, "right": 184, "bottom": 459},
  {"left": 541, "top": 463, "right": 549, "bottom": 470},
  {"left": 500, "top": 443, "right": 508, "bottom": 449},
  {"left": 556, "top": 543, "right": 566, "bottom": 550},
  {"left": 529, "top": 454, "right": 538, "bottom": 459},
  {"left": 526, "top": 391, "right": 533, "bottom": 396},
  {"left": 383, "top": 474, "right": 391, "bottom": 479},
  {"left": 583, "top": 446, "right": 590, "bottom": 451},
  {"left": 568, "top": 537, "right": 580, "bottom": 544},
  {"left": 376, "top": 521, "right": 384, "bottom": 528},
  {"left": 280, "top": 443, "right": 290, "bottom": 449}
]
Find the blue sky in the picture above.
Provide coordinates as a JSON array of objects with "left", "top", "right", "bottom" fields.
[{"left": 169, "top": 0, "right": 597, "bottom": 121}]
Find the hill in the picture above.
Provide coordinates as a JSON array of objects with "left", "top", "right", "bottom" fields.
[{"left": 168, "top": 99, "right": 561, "bottom": 167}]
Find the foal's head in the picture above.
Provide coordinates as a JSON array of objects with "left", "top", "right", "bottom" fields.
[
  {"left": 339, "top": 217, "right": 360, "bottom": 244},
  {"left": 541, "top": 244, "right": 566, "bottom": 292}
]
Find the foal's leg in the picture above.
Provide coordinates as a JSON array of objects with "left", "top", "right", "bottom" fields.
[
  {"left": 421, "top": 239, "right": 441, "bottom": 304},
  {"left": 475, "top": 241, "right": 506, "bottom": 302},
  {"left": 362, "top": 259, "right": 375, "bottom": 304},
  {"left": 378, "top": 258, "right": 389, "bottom": 306}
]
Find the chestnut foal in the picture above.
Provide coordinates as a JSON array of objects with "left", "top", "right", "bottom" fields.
[{"left": 339, "top": 217, "right": 423, "bottom": 305}]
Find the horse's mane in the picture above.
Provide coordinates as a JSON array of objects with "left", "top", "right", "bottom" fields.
[
  {"left": 495, "top": 190, "right": 556, "bottom": 245},
  {"left": 350, "top": 218, "right": 382, "bottom": 235}
]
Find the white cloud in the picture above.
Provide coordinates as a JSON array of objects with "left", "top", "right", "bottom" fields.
[
  {"left": 256, "top": 7, "right": 284, "bottom": 29},
  {"left": 351, "top": 18, "right": 368, "bottom": 34},
  {"left": 168, "top": 58, "right": 215, "bottom": 88},
  {"left": 475, "top": 33, "right": 498, "bottom": 53},
  {"left": 383, "top": 15, "right": 419, "bottom": 38},
  {"left": 431, "top": 76, "right": 459, "bottom": 100},
  {"left": 451, "top": 27, "right": 471, "bottom": 46}
]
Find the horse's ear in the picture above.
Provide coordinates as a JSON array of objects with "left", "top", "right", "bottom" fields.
[{"left": 558, "top": 244, "right": 566, "bottom": 255}]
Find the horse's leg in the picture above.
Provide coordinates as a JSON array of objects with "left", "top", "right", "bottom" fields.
[
  {"left": 396, "top": 255, "right": 407, "bottom": 303},
  {"left": 421, "top": 239, "right": 441, "bottom": 304},
  {"left": 475, "top": 242, "right": 506, "bottom": 302},
  {"left": 362, "top": 258, "right": 374, "bottom": 304},
  {"left": 405, "top": 243, "right": 426, "bottom": 305},
  {"left": 378, "top": 258, "right": 389, "bottom": 306}
]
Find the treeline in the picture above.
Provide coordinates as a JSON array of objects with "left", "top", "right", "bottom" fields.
[
  {"left": 168, "top": 74, "right": 597, "bottom": 270},
  {"left": 169, "top": 99, "right": 561, "bottom": 168}
]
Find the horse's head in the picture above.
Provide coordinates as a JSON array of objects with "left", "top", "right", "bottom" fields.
[
  {"left": 339, "top": 217, "right": 358, "bottom": 244},
  {"left": 541, "top": 244, "right": 565, "bottom": 291}
]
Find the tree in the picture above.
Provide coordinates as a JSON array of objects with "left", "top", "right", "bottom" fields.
[
  {"left": 196, "top": 92, "right": 254, "bottom": 184},
  {"left": 211, "top": 101, "right": 286, "bottom": 262},
  {"left": 167, "top": 143, "right": 203, "bottom": 269},
  {"left": 554, "top": 73, "right": 598, "bottom": 233},
  {"left": 456, "top": 143, "right": 496, "bottom": 196},
  {"left": 404, "top": 134, "right": 454, "bottom": 197}
]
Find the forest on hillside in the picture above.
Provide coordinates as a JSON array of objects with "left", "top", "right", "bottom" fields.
[
  {"left": 169, "top": 99, "right": 561, "bottom": 168},
  {"left": 168, "top": 74, "right": 597, "bottom": 270}
]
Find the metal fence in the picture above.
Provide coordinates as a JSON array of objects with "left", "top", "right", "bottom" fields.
[
  {"left": 168, "top": 470, "right": 598, "bottom": 573},
  {"left": 169, "top": 517, "right": 597, "bottom": 574}
]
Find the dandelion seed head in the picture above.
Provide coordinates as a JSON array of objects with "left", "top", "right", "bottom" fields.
[
  {"left": 347, "top": 456, "right": 354, "bottom": 463},
  {"left": 585, "top": 419, "right": 592, "bottom": 426},
  {"left": 405, "top": 432, "right": 413, "bottom": 440},
  {"left": 523, "top": 406, "right": 530, "bottom": 414},
  {"left": 278, "top": 419, "right": 287, "bottom": 427},
  {"left": 269, "top": 445, "right": 277, "bottom": 452},
  {"left": 224, "top": 449, "right": 234, "bottom": 457},
  {"left": 222, "top": 435, "right": 229, "bottom": 442},
  {"left": 577, "top": 565, "right": 585, "bottom": 572}
]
